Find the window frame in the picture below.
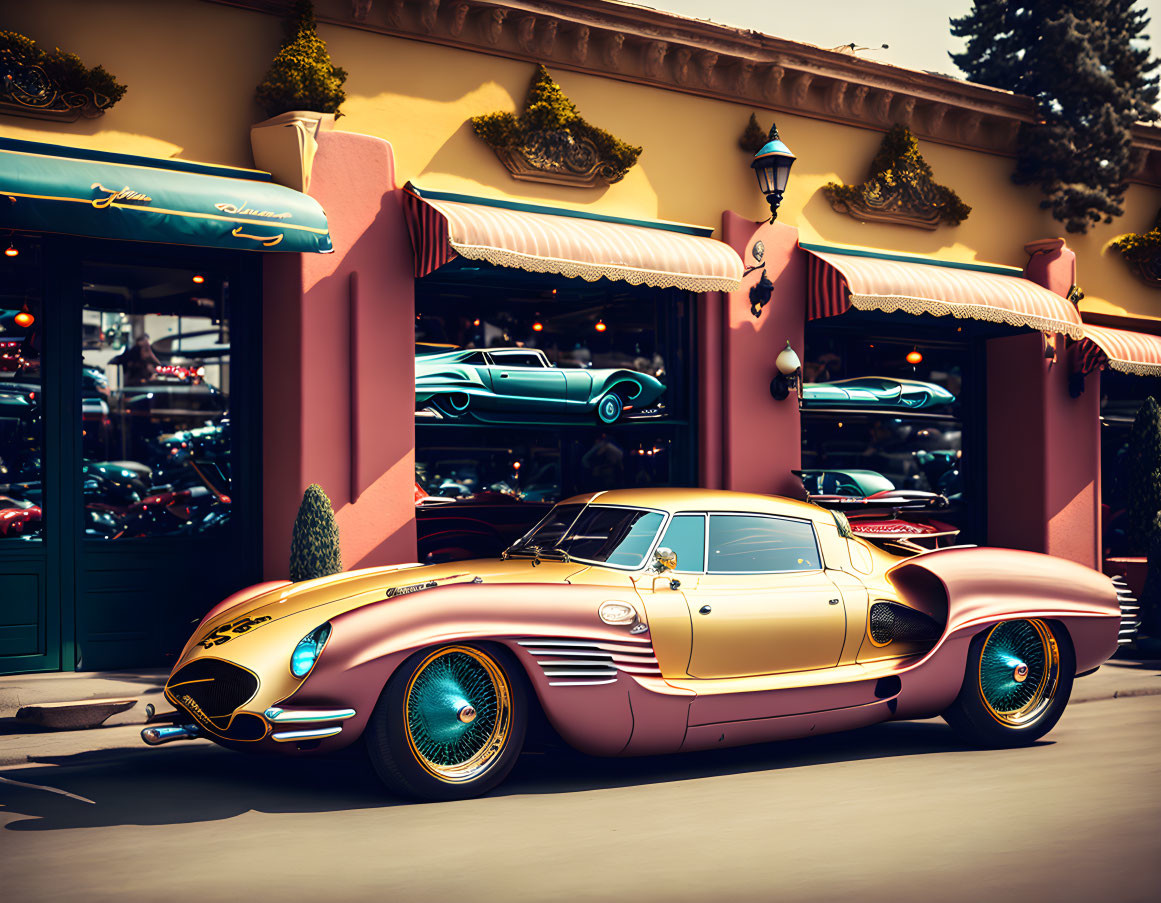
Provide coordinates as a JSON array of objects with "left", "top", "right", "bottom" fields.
[
  {"left": 703, "top": 511, "right": 823, "bottom": 576},
  {"left": 657, "top": 512, "right": 708, "bottom": 574}
]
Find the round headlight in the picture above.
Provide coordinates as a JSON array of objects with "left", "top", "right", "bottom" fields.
[{"left": 290, "top": 623, "right": 332, "bottom": 678}]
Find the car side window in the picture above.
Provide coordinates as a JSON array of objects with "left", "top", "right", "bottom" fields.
[
  {"left": 461, "top": 352, "right": 487, "bottom": 365},
  {"left": 707, "top": 514, "right": 820, "bottom": 573},
  {"left": 491, "top": 352, "right": 544, "bottom": 368},
  {"left": 658, "top": 514, "right": 705, "bottom": 572}
]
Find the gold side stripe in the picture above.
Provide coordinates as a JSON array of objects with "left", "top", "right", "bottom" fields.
[{"left": 1, "top": 189, "right": 330, "bottom": 235}]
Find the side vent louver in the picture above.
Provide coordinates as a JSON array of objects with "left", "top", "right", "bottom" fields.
[
  {"left": 1112, "top": 577, "right": 1140, "bottom": 646},
  {"left": 517, "top": 637, "right": 662, "bottom": 686},
  {"left": 868, "top": 601, "right": 942, "bottom": 646}
]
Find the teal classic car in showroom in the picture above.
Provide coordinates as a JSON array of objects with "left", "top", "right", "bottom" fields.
[
  {"left": 801, "top": 377, "right": 956, "bottom": 410},
  {"left": 415, "top": 347, "right": 666, "bottom": 423}
]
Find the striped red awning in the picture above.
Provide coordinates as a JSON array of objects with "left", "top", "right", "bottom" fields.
[
  {"left": 1076, "top": 324, "right": 1161, "bottom": 376},
  {"left": 402, "top": 184, "right": 742, "bottom": 293},
  {"left": 805, "top": 246, "right": 1085, "bottom": 340}
]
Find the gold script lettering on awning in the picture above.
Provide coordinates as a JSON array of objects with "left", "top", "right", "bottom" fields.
[
  {"left": 215, "top": 201, "right": 292, "bottom": 220},
  {"left": 90, "top": 183, "right": 152, "bottom": 208}
]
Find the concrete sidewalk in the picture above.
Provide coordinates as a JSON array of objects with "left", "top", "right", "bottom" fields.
[{"left": 0, "top": 657, "right": 1158, "bottom": 770}]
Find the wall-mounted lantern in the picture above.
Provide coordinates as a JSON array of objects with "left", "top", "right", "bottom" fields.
[
  {"left": 751, "top": 123, "right": 796, "bottom": 222},
  {"left": 770, "top": 340, "right": 802, "bottom": 401}
]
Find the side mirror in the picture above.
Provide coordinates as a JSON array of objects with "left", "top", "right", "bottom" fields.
[{"left": 652, "top": 547, "right": 677, "bottom": 573}]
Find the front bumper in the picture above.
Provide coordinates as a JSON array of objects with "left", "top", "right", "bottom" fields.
[{"left": 160, "top": 657, "right": 357, "bottom": 748}]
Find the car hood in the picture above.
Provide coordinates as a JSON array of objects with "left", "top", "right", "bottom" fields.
[{"left": 190, "top": 557, "right": 594, "bottom": 646}]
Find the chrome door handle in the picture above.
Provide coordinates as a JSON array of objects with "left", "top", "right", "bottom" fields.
[
  {"left": 828, "top": 598, "right": 841, "bottom": 605},
  {"left": 499, "top": 373, "right": 509, "bottom": 378},
  {"left": 698, "top": 604, "right": 712, "bottom": 615}
]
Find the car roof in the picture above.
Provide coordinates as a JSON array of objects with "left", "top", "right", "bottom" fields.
[{"left": 556, "top": 487, "right": 830, "bottom": 522}]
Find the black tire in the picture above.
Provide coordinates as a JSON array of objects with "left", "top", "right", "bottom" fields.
[
  {"left": 364, "top": 643, "right": 527, "bottom": 801},
  {"left": 943, "top": 619, "right": 1075, "bottom": 748},
  {"left": 435, "top": 393, "right": 471, "bottom": 419}
]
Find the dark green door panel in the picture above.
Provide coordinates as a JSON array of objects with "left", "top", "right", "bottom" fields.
[{"left": 0, "top": 572, "right": 43, "bottom": 657}]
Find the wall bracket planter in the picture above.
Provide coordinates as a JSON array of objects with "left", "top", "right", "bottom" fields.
[
  {"left": 0, "top": 36, "right": 125, "bottom": 122},
  {"left": 472, "top": 65, "right": 641, "bottom": 188},
  {"left": 823, "top": 125, "right": 970, "bottom": 230},
  {"left": 250, "top": 110, "right": 335, "bottom": 193},
  {"left": 1111, "top": 220, "right": 1161, "bottom": 288}
]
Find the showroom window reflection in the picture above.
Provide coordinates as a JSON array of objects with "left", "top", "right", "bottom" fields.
[
  {"left": 800, "top": 329, "right": 970, "bottom": 536},
  {"left": 0, "top": 239, "right": 44, "bottom": 541},
  {"left": 81, "top": 263, "right": 232, "bottom": 540}
]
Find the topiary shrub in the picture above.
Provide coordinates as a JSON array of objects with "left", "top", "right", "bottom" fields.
[
  {"left": 1127, "top": 397, "right": 1161, "bottom": 554},
  {"left": 0, "top": 30, "right": 127, "bottom": 113},
  {"left": 289, "top": 483, "right": 343, "bottom": 582},
  {"left": 255, "top": 0, "right": 347, "bottom": 119}
]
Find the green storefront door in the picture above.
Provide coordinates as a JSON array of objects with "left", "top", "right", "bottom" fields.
[{"left": 0, "top": 237, "right": 262, "bottom": 674}]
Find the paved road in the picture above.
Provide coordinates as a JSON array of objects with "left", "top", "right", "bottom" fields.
[{"left": 2, "top": 695, "right": 1159, "bottom": 903}]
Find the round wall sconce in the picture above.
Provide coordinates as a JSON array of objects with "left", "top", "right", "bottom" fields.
[
  {"left": 595, "top": 319, "right": 607, "bottom": 333},
  {"left": 906, "top": 349, "right": 923, "bottom": 365},
  {"left": 770, "top": 340, "right": 801, "bottom": 401},
  {"left": 4, "top": 243, "right": 18, "bottom": 258}
]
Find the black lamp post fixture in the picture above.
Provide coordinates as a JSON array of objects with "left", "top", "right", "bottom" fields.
[
  {"left": 751, "top": 123, "right": 796, "bottom": 222},
  {"left": 770, "top": 340, "right": 802, "bottom": 401}
]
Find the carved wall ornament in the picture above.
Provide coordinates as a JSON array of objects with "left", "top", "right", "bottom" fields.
[
  {"left": 763, "top": 65, "right": 784, "bottom": 100},
  {"left": 644, "top": 41, "right": 668, "bottom": 78},
  {"left": 1111, "top": 216, "right": 1161, "bottom": 288},
  {"left": 471, "top": 64, "right": 642, "bottom": 187},
  {"left": 0, "top": 32, "right": 126, "bottom": 122},
  {"left": 822, "top": 124, "right": 972, "bottom": 230}
]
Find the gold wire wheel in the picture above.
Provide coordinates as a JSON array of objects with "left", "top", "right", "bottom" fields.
[
  {"left": 978, "top": 619, "right": 1061, "bottom": 727},
  {"left": 403, "top": 646, "right": 513, "bottom": 784}
]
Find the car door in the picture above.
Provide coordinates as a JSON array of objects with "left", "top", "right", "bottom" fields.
[
  {"left": 683, "top": 513, "right": 846, "bottom": 679},
  {"left": 487, "top": 351, "right": 566, "bottom": 411}
]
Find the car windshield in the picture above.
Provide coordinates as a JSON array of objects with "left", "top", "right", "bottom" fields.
[{"left": 507, "top": 504, "right": 664, "bottom": 567}]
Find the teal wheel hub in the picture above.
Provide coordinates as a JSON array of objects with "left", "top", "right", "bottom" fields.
[
  {"left": 404, "top": 647, "right": 512, "bottom": 782},
  {"left": 978, "top": 619, "right": 1059, "bottom": 726}
]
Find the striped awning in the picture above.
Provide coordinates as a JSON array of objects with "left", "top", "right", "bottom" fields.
[
  {"left": 1076, "top": 324, "right": 1161, "bottom": 376},
  {"left": 805, "top": 245, "right": 1085, "bottom": 340},
  {"left": 403, "top": 184, "right": 742, "bottom": 292}
]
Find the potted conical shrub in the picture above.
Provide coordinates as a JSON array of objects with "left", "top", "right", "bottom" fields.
[
  {"left": 251, "top": 0, "right": 347, "bottom": 192},
  {"left": 289, "top": 483, "right": 343, "bottom": 582}
]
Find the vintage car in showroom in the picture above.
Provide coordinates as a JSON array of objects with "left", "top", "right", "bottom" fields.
[
  {"left": 415, "top": 346, "right": 666, "bottom": 423},
  {"left": 801, "top": 377, "right": 956, "bottom": 410},
  {"left": 145, "top": 488, "right": 1137, "bottom": 801}
]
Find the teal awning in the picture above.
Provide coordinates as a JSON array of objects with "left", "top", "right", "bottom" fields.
[{"left": 0, "top": 137, "right": 331, "bottom": 254}]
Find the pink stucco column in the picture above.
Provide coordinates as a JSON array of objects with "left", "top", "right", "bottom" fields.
[
  {"left": 261, "top": 131, "right": 417, "bottom": 578},
  {"left": 714, "top": 213, "right": 806, "bottom": 498},
  {"left": 986, "top": 239, "right": 1099, "bottom": 568}
]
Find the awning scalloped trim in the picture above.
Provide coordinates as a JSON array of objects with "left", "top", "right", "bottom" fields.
[
  {"left": 849, "top": 293, "right": 1087, "bottom": 341},
  {"left": 1101, "top": 357, "right": 1161, "bottom": 377},
  {"left": 448, "top": 239, "right": 743, "bottom": 293}
]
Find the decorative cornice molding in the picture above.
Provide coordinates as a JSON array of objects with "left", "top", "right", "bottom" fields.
[{"left": 206, "top": 0, "right": 1161, "bottom": 185}]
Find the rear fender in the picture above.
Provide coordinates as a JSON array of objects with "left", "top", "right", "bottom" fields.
[{"left": 887, "top": 547, "right": 1119, "bottom": 716}]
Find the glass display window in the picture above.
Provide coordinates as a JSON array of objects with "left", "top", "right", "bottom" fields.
[
  {"left": 0, "top": 240, "right": 44, "bottom": 541},
  {"left": 1098, "top": 372, "right": 1161, "bottom": 558},
  {"left": 81, "top": 262, "right": 232, "bottom": 540},
  {"left": 802, "top": 325, "right": 979, "bottom": 540}
]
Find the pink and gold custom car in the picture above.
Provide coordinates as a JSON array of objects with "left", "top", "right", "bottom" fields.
[{"left": 144, "top": 489, "right": 1139, "bottom": 801}]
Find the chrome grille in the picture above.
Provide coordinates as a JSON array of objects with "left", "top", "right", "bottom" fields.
[
  {"left": 1112, "top": 576, "right": 1141, "bottom": 646},
  {"left": 517, "top": 636, "right": 662, "bottom": 686}
]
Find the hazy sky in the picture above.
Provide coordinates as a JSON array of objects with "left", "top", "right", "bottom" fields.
[{"left": 637, "top": 0, "right": 1161, "bottom": 81}]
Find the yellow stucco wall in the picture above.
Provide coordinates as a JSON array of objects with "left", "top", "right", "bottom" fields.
[{"left": 4, "top": 0, "right": 1160, "bottom": 319}]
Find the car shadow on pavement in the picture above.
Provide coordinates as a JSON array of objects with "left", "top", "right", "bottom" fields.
[{"left": 0, "top": 718, "right": 1045, "bottom": 830}]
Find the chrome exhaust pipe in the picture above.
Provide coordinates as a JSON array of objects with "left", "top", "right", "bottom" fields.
[{"left": 141, "top": 724, "right": 201, "bottom": 746}]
